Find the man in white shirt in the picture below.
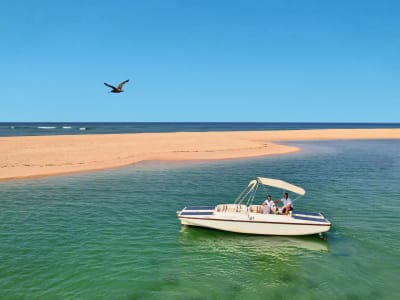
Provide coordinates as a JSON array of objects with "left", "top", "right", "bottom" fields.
[{"left": 279, "top": 192, "right": 293, "bottom": 215}]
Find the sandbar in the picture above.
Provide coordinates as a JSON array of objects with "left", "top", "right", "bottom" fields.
[{"left": 1, "top": 128, "right": 400, "bottom": 181}]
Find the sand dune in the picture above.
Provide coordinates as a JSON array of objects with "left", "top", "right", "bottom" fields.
[{"left": 1, "top": 129, "right": 400, "bottom": 181}]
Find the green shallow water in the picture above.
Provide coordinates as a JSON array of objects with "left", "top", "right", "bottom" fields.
[{"left": 0, "top": 140, "right": 399, "bottom": 299}]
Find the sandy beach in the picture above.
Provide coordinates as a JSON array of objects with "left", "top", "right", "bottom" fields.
[{"left": 1, "top": 128, "right": 400, "bottom": 181}]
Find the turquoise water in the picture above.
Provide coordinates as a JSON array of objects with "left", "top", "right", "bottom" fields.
[{"left": 1, "top": 140, "right": 399, "bottom": 299}]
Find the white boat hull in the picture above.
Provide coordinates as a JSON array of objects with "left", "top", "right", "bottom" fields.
[{"left": 177, "top": 206, "right": 331, "bottom": 236}]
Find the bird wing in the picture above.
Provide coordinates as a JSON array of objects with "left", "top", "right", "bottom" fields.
[
  {"left": 117, "top": 79, "right": 130, "bottom": 90},
  {"left": 104, "top": 82, "right": 117, "bottom": 89}
]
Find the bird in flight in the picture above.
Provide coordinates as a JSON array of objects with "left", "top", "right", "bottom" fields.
[{"left": 104, "top": 79, "right": 130, "bottom": 93}]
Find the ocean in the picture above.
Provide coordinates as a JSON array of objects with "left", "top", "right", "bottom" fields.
[
  {"left": 0, "top": 125, "right": 399, "bottom": 299},
  {"left": 1, "top": 122, "right": 400, "bottom": 136}
]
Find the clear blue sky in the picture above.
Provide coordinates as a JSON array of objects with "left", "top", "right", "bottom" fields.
[{"left": 1, "top": 0, "right": 399, "bottom": 122}]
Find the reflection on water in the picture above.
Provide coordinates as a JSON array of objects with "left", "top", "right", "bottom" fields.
[
  {"left": 179, "top": 226, "right": 328, "bottom": 256},
  {"left": 171, "top": 226, "right": 330, "bottom": 298}
]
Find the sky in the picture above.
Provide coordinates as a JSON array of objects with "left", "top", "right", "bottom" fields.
[{"left": 0, "top": 0, "right": 399, "bottom": 122}]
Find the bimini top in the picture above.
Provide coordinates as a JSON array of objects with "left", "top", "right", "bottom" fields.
[{"left": 248, "top": 177, "right": 306, "bottom": 196}]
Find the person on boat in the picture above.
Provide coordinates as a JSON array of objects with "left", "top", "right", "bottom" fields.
[
  {"left": 261, "top": 195, "right": 275, "bottom": 214},
  {"left": 276, "top": 192, "right": 293, "bottom": 215},
  {"left": 261, "top": 201, "right": 270, "bottom": 214}
]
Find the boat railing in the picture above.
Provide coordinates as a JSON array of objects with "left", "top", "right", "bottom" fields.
[
  {"left": 248, "top": 205, "right": 262, "bottom": 213},
  {"left": 215, "top": 204, "right": 247, "bottom": 213}
]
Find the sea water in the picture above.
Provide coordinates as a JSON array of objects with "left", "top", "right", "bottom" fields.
[
  {"left": 1, "top": 122, "right": 400, "bottom": 136},
  {"left": 0, "top": 140, "right": 399, "bottom": 299}
]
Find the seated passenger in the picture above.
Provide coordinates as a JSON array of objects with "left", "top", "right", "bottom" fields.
[
  {"left": 261, "top": 195, "right": 275, "bottom": 214},
  {"left": 275, "top": 192, "right": 293, "bottom": 215},
  {"left": 261, "top": 201, "right": 270, "bottom": 214}
]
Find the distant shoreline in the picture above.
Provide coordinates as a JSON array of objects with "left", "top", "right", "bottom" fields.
[{"left": 1, "top": 129, "right": 400, "bottom": 181}]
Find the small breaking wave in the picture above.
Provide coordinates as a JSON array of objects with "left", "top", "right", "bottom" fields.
[
  {"left": 37, "top": 126, "right": 57, "bottom": 129},
  {"left": 8, "top": 125, "right": 32, "bottom": 129},
  {"left": 62, "top": 126, "right": 73, "bottom": 129}
]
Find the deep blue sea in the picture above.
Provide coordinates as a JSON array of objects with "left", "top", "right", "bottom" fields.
[
  {"left": 0, "top": 124, "right": 399, "bottom": 299},
  {"left": 1, "top": 122, "right": 400, "bottom": 136}
]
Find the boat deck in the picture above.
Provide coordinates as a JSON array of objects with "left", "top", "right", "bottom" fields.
[
  {"left": 179, "top": 206, "right": 330, "bottom": 223},
  {"left": 179, "top": 206, "right": 215, "bottom": 216},
  {"left": 185, "top": 206, "right": 215, "bottom": 211}
]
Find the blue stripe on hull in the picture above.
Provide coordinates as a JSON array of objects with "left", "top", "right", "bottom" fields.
[
  {"left": 185, "top": 206, "right": 215, "bottom": 211},
  {"left": 292, "top": 211, "right": 322, "bottom": 217},
  {"left": 292, "top": 215, "right": 330, "bottom": 223},
  {"left": 180, "top": 211, "right": 214, "bottom": 216}
]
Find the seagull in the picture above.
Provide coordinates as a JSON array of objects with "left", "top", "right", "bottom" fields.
[{"left": 104, "top": 79, "right": 130, "bottom": 93}]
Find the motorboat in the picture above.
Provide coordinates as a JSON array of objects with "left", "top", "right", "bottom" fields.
[{"left": 177, "top": 177, "right": 331, "bottom": 236}]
